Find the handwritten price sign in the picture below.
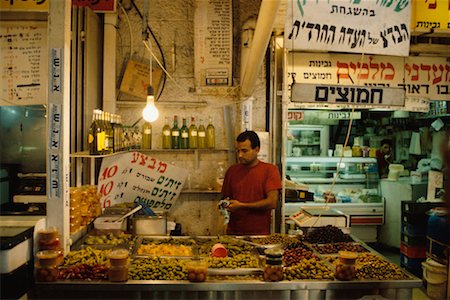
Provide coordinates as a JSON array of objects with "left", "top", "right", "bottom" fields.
[{"left": 97, "top": 152, "right": 188, "bottom": 212}]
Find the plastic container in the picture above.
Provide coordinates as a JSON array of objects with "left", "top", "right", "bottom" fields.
[
  {"left": 186, "top": 259, "right": 208, "bottom": 282},
  {"left": 422, "top": 258, "right": 448, "bottom": 300},
  {"left": 335, "top": 251, "right": 357, "bottom": 281},
  {"left": 211, "top": 243, "right": 227, "bottom": 258},
  {"left": 35, "top": 263, "right": 59, "bottom": 282},
  {"left": 108, "top": 249, "right": 129, "bottom": 267},
  {"left": 108, "top": 265, "right": 128, "bottom": 282},
  {"left": 426, "top": 207, "right": 450, "bottom": 260},
  {"left": 37, "top": 228, "right": 61, "bottom": 251},
  {"left": 263, "top": 248, "right": 283, "bottom": 282},
  {"left": 36, "top": 250, "right": 60, "bottom": 267},
  {"left": 94, "top": 216, "right": 127, "bottom": 231}
]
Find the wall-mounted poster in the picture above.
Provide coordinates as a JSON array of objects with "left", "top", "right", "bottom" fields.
[
  {"left": 0, "top": 21, "right": 48, "bottom": 106},
  {"left": 194, "top": 0, "right": 233, "bottom": 86},
  {"left": 285, "top": 0, "right": 412, "bottom": 56}
]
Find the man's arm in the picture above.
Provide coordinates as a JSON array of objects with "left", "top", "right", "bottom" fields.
[{"left": 226, "top": 189, "right": 279, "bottom": 212}]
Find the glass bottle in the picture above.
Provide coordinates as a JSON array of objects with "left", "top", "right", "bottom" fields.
[
  {"left": 105, "top": 112, "right": 114, "bottom": 154},
  {"left": 180, "top": 117, "right": 189, "bottom": 149},
  {"left": 206, "top": 116, "right": 215, "bottom": 149},
  {"left": 171, "top": 115, "right": 180, "bottom": 149},
  {"left": 198, "top": 118, "right": 206, "bottom": 149},
  {"left": 88, "top": 110, "right": 101, "bottom": 155},
  {"left": 188, "top": 116, "right": 198, "bottom": 149},
  {"left": 141, "top": 122, "right": 152, "bottom": 149},
  {"left": 98, "top": 111, "right": 106, "bottom": 154},
  {"left": 162, "top": 116, "right": 172, "bottom": 149}
]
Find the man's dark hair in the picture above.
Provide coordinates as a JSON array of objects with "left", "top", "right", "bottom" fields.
[
  {"left": 380, "top": 139, "right": 393, "bottom": 147},
  {"left": 237, "top": 130, "right": 260, "bottom": 149}
]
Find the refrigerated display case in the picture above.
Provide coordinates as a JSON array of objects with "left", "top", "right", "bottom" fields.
[
  {"left": 287, "top": 125, "right": 329, "bottom": 157},
  {"left": 283, "top": 156, "right": 383, "bottom": 242}
]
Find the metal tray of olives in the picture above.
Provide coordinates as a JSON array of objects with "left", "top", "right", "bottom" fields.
[
  {"left": 306, "top": 242, "right": 370, "bottom": 254},
  {"left": 77, "top": 231, "right": 136, "bottom": 251},
  {"left": 207, "top": 268, "right": 263, "bottom": 276}
]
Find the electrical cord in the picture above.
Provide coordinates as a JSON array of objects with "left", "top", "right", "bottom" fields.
[{"left": 129, "top": 0, "right": 167, "bottom": 102}]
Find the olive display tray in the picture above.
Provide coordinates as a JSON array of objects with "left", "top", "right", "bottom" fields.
[{"left": 305, "top": 242, "right": 370, "bottom": 254}]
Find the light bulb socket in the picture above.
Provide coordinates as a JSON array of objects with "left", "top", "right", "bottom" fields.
[{"left": 147, "top": 86, "right": 154, "bottom": 96}]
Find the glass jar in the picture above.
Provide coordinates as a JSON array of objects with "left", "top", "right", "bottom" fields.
[
  {"left": 335, "top": 251, "right": 357, "bottom": 281},
  {"left": 263, "top": 248, "right": 284, "bottom": 282}
]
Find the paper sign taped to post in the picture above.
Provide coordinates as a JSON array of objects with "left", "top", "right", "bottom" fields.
[{"left": 97, "top": 152, "right": 188, "bottom": 212}]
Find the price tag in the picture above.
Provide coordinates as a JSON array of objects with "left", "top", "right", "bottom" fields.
[
  {"left": 287, "top": 111, "right": 304, "bottom": 121},
  {"left": 97, "top": 152, "right": 188, "bottom": 212}
]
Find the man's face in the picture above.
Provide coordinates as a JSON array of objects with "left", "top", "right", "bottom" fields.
[
  {"left": 380, "top": 143, "right": 391, "bottom": 154},
  {"left": 236, "top": 139, "right": 259, "bottom": 165}
]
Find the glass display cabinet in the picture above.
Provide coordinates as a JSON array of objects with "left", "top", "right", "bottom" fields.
[{"left": 284, "top": 156, "right": 384, "bottom": 242}]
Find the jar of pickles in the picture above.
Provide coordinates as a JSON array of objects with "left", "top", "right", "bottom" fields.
[
  {"left": 334, "top": 251, "right": 358, "bottom": 281},
  {"left": 263, "top": 248, "right": 284, "bottom": 282}
]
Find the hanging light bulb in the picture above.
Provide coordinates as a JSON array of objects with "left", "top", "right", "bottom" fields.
[{"left": 142, "top": 86, "right": 159, "bottom": 122}]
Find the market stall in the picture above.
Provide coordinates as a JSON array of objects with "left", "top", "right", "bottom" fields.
[{"left": 32, "top": 227, "right": 422, "bottom": 300}]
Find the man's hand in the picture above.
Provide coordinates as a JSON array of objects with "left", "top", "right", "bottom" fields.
[{"left": 226, "top": 199, "right": 242, "bottom": 212}]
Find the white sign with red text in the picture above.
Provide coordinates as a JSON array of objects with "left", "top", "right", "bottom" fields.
[
  {"left": 97, "top": 152, "right": 188, "bottom": 212},
  {"left": 287, "top": 53, "right": 449, "bottom": 101}
]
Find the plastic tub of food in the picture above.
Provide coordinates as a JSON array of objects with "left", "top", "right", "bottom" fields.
[{"left": 94, "top": 216, "right": 127, "bottom": 231}]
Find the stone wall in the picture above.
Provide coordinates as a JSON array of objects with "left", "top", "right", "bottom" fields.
[{"left": 114, "top": 0, "right": 267, "bottom": 235}]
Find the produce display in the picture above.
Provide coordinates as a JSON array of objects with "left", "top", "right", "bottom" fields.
[
  {"left": 137, "top": 243, "right": 193, "bottom": 256},
  {"left": 309, "top": 242, "right": 368, "bottom": 254},
  {"left": 304, "top": 225, "right": 353, "bottom": 244},
  {"left": 62, "top": 247, "right": 111, "bottom": 267},
  {"left": 129, "top": 257, "right": 187, "bottom": 280},
  {"left": 84, "top": 232, "right": 133, "bottom": 246},
  {"left": 206, "top": 253, "right": 259, "bottom": 269},
  {"left": 284, "top": 258, "right": 335, "bottom": 280},
  {"left": 48, "top": 227, "right": 414, "bottom": 285}
]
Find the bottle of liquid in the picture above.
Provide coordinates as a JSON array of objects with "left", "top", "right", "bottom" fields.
[
  {"left": 188, "top": 116, "right": 198, "bottom": 149},
  {"left": 215, "top": 162, "right": 226, "bottom": 191},
  {"left": 206, "top": 116, "right": 215, "bottom": 149},
  {"left": 162, "top": 116, "right": 172, "bottom": 149},
  {"left": 105, "top": 112, "right": 114, "bottom": 153},
  {"left": 180, "top": 117, "right": 189, "bottom": 149},
  {"left": 198, "top": 118, "right": 206, "bottom": 149},
  {"left": 88, "top": 109, "right": 101, "bottom": 155},
  {"left": 98, "top": 111, "right": 107, "bottom": 154},
  {"left": 171, "top": 115, "right": 180, "bottom": 149},
  {"left": 141, "top": 122, "right": 152, "bottom": 149}
]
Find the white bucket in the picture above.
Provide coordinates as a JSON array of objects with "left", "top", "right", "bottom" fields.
[{"left": 422, "top": 258, "right": 448, "bottom": 300}]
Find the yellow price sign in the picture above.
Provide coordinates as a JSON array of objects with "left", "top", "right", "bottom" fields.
[{"left": 0, "top": 0, "right": 48, "bottom": 11}]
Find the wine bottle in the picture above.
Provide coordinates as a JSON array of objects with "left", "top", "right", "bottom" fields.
[
  {"left": 162, "top": 116, "right": 172, "bottom": 149},
  {"left": 141, "top": 122, "right": 152, "bottom": 149},
  {"left": 171, "top": 115, "right": 180, "bottom": 149},
  {"left": 198, "top": 118, "right": 206, "bottom": 149},
  {"left": 88, "top": 109, "right": 101, "bottom": 155},
  {"left": 188, "top": 116, "right": 198, "bottom": 149},
  {"left": 180, "top": 117, "right": 189, "bottom": 149},
  {"left": 206, "top": 116, "right": 215, "bottom": 149}
]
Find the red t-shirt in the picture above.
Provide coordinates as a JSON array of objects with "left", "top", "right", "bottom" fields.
[{"left": 221, "top": 161, "right": 282, "bottom": 235}]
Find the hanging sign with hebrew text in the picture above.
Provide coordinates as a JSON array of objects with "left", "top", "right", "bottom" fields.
[
  {"left": 97, "top": 152, "right": 188, "bottom": 212},
  {"left": 285, "top": 0, "right": 411, "bottom": 56}
]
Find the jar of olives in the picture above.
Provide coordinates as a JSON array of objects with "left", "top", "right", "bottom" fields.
[
  {"left": 263, "top": 248, "right": 284, "bottom": 282},
  {"left": 335, "top": 251, "right": 358, "bottom": 281}
]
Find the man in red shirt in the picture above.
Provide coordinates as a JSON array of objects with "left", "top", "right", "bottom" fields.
[
  {"left": 221, "top": 130, "right": 282, "bottom": 235},
  {"left": 376, "top": 139, "right": 393, "bottom": 178}
]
